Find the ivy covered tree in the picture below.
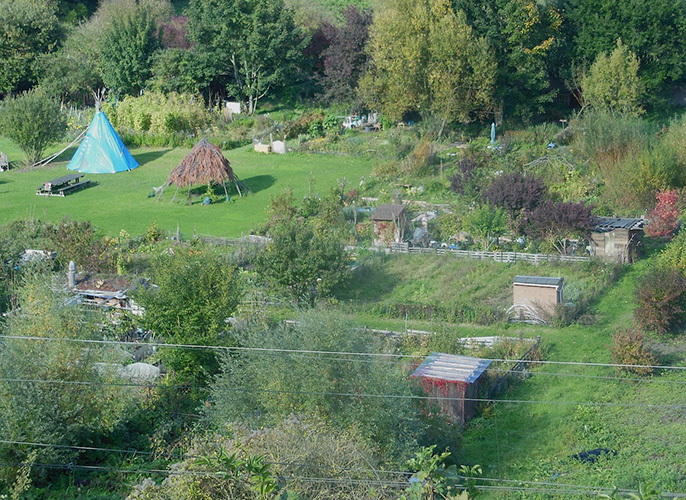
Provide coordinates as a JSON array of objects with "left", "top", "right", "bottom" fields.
[
  {"left": 134, "top": 246, "right": 243, "bottom": 383},
  {"left": 187, "top": 0, "right": 307, "bottom": 114}
]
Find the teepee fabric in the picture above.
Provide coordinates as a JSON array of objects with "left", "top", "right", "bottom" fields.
[{"left": 67, "top": 111, "right": 138, "bottom": 173}]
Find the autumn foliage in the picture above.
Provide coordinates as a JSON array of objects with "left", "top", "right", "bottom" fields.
[{"left": 645, "top": 189, "right": 680, "bottom": 240}]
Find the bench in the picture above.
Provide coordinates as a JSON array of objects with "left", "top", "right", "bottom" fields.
[{"left": 57, "top": 179, "right": 91, "bottom": 196}]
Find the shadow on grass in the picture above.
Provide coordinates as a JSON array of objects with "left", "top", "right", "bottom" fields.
[
  {"left": 241, "top": 174, "right": 275, "bottom": 194},
  {"left": 134, "top": 149, "right": 172, "bottom": 166},
  {"left": 55, "top": 146, "right": 79, "bottom": 162}
]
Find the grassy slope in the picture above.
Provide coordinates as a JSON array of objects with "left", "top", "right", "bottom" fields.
[
  {"left": 336, "top": 253, "right": 686, "bottom": 496},
  {"left": 0, "top": 139, "right": 372, "bottom": 237},
  {"left": 459, "top": 259, "right": 686, "bottom": 497}
]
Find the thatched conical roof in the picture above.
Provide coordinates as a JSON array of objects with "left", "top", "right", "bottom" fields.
[{"left": 166, "top": 138, "right": 236, "bottom": 188}]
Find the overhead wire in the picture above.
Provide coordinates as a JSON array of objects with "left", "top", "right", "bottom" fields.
[
  {"left": 2, "top": 333, "right": 686, "bottom": 372},
  {"left": 2, "top": 375, "right": 686, "bottom": 409}
]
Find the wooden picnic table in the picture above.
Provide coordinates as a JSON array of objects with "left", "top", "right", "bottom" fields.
[{"left": 37, "top": 173, "right": 91, "bottom": 196}]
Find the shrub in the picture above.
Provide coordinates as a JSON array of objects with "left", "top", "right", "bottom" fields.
[
  {"left": 634, "top": 268, "right": 686, "bottom": 335},
  {"left": 111, "top": 91, "right": 210, "bottom": 136},
  {"left": 658, "top": 231, "right": 686, "bottom": 275},
  {"left": 645, "top": 189, "right": 680, "bottom": 240},
  {"left": 42, "top": 217, "right": 114, "bottom": 273},
  {"left": 0, "top": 88, "right": 67, "bottom": 164},
  {"left": 610, "top": 326, "right": 655, "bottom": 375}
]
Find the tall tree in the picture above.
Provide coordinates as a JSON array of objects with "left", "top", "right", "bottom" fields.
[
  {"left": 99, "top": 5, "right": 160, "bottom": 95},
  {"left": 582, "top": 39, "right": 645, "bottom": 116},
  {"left": 565, "top": 0, "right": 686, "bottom": 104},
  {"left": 319, "top": 6, "right": 372, "bottom": 103},
  {"left": 362, "top": 0, "right": 496, "bottom": 124},
  {"left": 187, "top": 0, "right": 306, "bottom": 114},
  {"left": 0, "top": 0, "right": 62, "bottom": 96},
  {"left": 452, "top": 0, "right": 563, "bottom": 122}
]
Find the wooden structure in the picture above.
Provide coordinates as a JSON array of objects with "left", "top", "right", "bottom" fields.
[
  {"left": 590, "top": 217, "right": 644, "bottom": 263},
  {"left": 511, "top": 275, "right": 564, "bottom": 322},
  {"left": 410, "top": 353, "right": 492, "bottom": 425},
  {"left": 36, "top": 173, "right": 91, "bottom": 197},
  {"left": 161, "top": 138, "right": 249, "bottom": 202},
  {"left": 371, "top": 204, "right": 407, "bottom": 246},
  {"left": 73, "top": 275, "right": 142, "bottom": 314}
]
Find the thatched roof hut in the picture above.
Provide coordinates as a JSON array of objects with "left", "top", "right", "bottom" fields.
[{"left": 162, "top": 138, "right": 248, "bottom": 201}]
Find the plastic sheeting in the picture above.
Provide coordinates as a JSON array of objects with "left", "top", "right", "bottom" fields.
[{"left": 67, "top": 111, "right": 139, "bottom": 173}]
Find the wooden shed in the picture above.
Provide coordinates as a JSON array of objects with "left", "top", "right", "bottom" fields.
[
  {"left": 371, "top": 204, "right": 407, "bottom": 246},
  {"left": 590, "top": 217, "right": 644, "bottom": 263},
  {"left": 512, "top": 275, "right": 564, "bottom": 321},
  {"left": 410, "top": 353, "right": 492, "bottom": 425}
]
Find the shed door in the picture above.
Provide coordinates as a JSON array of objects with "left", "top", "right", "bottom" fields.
[{"left": 604, "top": 232, "right": 615, "bottom": 255}]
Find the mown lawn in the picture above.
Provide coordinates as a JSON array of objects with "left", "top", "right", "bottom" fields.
[{"left": 0, "top": 138, "right": 373, "bottom": 237}]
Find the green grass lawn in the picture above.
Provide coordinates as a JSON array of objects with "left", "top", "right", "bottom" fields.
[{"left": 0, "top": 138, "right": 372, "bottom": 237}]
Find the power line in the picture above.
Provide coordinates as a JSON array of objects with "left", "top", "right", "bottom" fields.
[
  {"left": 2, "top": 460, "right": 685, "bottom": 498},
  {"left": 2, "top": 376, "right": 686, "bottom": 409},
  {"left": 2, "top": 333, "right": 686, "bottom": 372}
]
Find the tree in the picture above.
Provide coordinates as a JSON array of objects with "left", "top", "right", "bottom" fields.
[
  {"left": 525, "top": 200, "right": 592, "bottom": 255},
  {"left": 319, "top": 6, "right": 372, "bottom": 103},
  {"left": 482, "top": 172, "right": 547, "bottom": 223},
  {"left": 453, "top": 0, "right": 563, "bottom": 121},
  {"left": 208, "top": 310, "right": 426, "bottom": 460},
  {"left": 134, "top": 246, "right": 243, "bottom": 383},
  {"left": 187, "top": 0, "right": 306, "bottom": 114},
  {"left": 256, "top": 219, "right": 349, "bottom": 303},
  {"left": 99, "top": 5, "right": 160, "bottom": 95},
  {"left": 566, "top": 0, "right": 686, "bottom": 104},
  {"left": 0, "top": 274, "right": 136, "bottom": 473},
  {"left": 645, "top": 189, "right": 680, "bottom": 240},
  {"left": 0, "top": 0, "right": 62, "bottom": 96},
  {"left": 462, "top": 205, "right": 507, "bottom": 251},
  {"left": 634, "top": 268, "right": 686, "bottom": 335},
  {"left": 0, "top": 88, "right": 66, "bottom": 164},
  {"left": 362, "top": 0, "right": 496, "bottom": 124},
  {"left": 582, "top": 39, "right": 645, "bottom": 116}
]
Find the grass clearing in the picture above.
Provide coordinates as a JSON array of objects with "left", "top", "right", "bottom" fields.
[{"left": 0, "top": 138, "right": 373, "bottom": 237}]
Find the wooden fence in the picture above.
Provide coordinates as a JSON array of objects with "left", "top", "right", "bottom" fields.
[
  {"left": 348, "top": 244, "right": 590, "bottom": 264},
  {"left": 191, "top": 233, "right": 590, "bottom": 265}
]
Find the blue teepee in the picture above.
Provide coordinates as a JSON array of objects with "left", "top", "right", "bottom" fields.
[{"left": 67, "top": 111, "right": 138, "bottom": 173}]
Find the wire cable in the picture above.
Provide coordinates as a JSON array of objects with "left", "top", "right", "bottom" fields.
[{"left": 2, "top": 333, "right": 686, "bottom": 372}]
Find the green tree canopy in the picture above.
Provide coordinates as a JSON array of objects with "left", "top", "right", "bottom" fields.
[
  {"left": 0, "top": 273, "right": 136, "bottom": 471},
  {"left": 462, "top": 204, "right": 507, "bottom": 251},
  {"left": 0, "top": 0, "right": 62, "bottom": 96},
  {"left": 582, "top": 39, "right": 645, "bottom": 116},
  {"left": 99, "top": 5, "right": 161, "bottom": 95},
  {"left": 187, "top": 0, "right": 307, "bottom": 114},
  {"left": 0, "top": 88, "right": 67, "bottom": 164},
  {"left": 566, "top": 0, "right": 686, "bottom": 103},
  {"left": 133, "top": 246, "right": 243, "bottom": 383},
  {"left": 362, "top": 0, "right": 496, "bottom": 125},
  {"left": 256, "top": 218, "right": 350, "bottom": 304}
]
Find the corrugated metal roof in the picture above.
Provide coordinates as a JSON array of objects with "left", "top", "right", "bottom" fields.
[
  {"left": 371, "top": 204, "right": 407, "bottom": 221},
  {"left": 411, "top": 353, "right": 492, "bottom": 383},
  {"left": 593, "top": 216, "right": 644, "bottom": 232},
  {"left": 513, "top": 275, "right": 564, "bottom": 287}
]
